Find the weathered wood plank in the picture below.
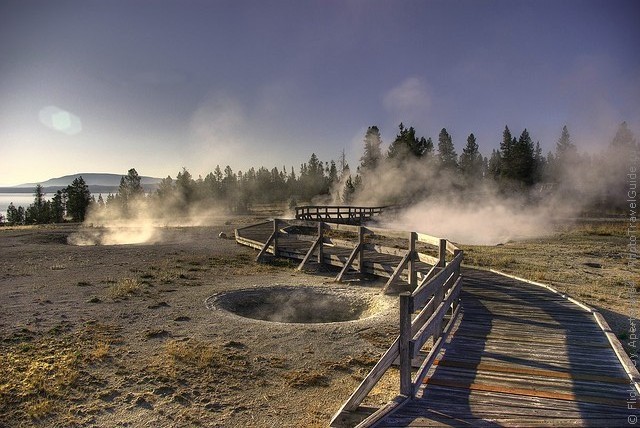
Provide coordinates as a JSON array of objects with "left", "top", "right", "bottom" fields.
[
  {"left": 381, "top": 251, "right": 411, "bottom": 294},
  {"left": 421, "top": 378, "right": 627, "bottom": 407},
  {"left": 297, "top": 234, "right": 322, "bottom": 270},
  {"left": 412, "top": 304, "right": 461, "bottom": 395},
  {"left": 335, "top": 243, "right": 363, "bottom": 281},
  {"left": 419, "top": 385, "right": 633, "bottom": 415},
  {"left": 255, "top": 230, "right": 277, "bottom": 261},
  {"left": 415, "top": 232, "right": 441, "bottom": 247},
  {"left": 365, "top": 225, "right": 411, "bottom": 240},
  {"left": 412, "top": 277, "right": 462, "bottom": 355},
  {"left": 413, "top": 253, "right": 461, "bottom": 308},
  {"left": 416, "top": 252, "right": 440, "bottom": 266}
]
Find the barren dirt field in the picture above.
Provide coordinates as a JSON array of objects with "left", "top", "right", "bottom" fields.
[
  {"left": 0, "top": 217, "right": 398, "bottom": 427},
  {"left": 0, "top": 217, "right": 636, "bottom": 427}
]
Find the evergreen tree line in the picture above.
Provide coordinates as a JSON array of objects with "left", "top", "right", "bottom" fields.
[
  {"left": 2, "top": 121, "right": 635, "bottom": 225},
  {"left": 350, "top": 121, "right": 637, "bottom": 210},
  {"left": 3, "top": 177, "right": 92, "bottom": 226},
  {"left": 113, "top": 157, "right": 341, "bottom": 217}
]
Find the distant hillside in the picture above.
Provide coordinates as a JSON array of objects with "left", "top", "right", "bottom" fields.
[{"left": 1, "top": 173, "right": 162, "bottom": 194}]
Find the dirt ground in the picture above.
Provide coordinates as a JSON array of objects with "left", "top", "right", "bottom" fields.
[
  {"left": 0, "top": 217, "right": 636, "bottom": 427},
  {"left": 0, "top": 217, "right": 398, "bottom": 427}
]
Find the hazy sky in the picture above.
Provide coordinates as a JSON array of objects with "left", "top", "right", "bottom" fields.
[{"left": 1, "top": 0, "right": 638, "bottom": 185}]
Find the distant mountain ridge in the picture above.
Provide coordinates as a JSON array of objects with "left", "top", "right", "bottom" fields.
[{"left": 2, "top": 173, "right": 162, "bottom": 194}]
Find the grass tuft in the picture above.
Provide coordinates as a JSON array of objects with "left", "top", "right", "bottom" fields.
[
  {"left": 283, "top": 369, "right": 330, "bottom": 388},
  {"left": 164, "top": 339, "right": 218, "bottom": 369},
  {"left": 108, "top": 277, "right": 142, "bottom": 298}
]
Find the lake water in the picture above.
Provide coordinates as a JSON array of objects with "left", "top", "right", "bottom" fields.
[{"left": 0, "top": 192, "right": 48, "bottom": 220}]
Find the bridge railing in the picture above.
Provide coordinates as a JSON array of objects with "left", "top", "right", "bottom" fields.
[
  {"left": 294, "top": 205, "right": 388, "bottom": 224},
  {"left": 245, "top": 219, "right": 454, "bottom": 291},
  {"left": 235, "top": 218, "right": 462, "bottom": 427},
  {"left": 330, "top": 237, "right": 462, "bottom": 427}
]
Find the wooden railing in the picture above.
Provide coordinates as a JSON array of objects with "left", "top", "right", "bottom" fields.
[
  {"left": 235, "top": 218, "right": 462, "bottom": 426},
  {"left": 329, "top": 233, "right": 462, "bottom": 427},
  {"left": 238, "top": 219, "right": 454, "bottom": 293},
  {"left": 294, "top": 205, "right": 388, "bottom": 225}
]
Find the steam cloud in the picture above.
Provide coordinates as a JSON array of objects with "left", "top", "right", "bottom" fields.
[
  {"left": 68, "top": 193, "right": 225, "bottom": 246},
  {"left": 340, "top": 129, "right": 635, "bottom": 245}
]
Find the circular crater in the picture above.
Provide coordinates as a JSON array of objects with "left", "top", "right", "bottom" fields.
[{"left": 209, "top": 286, "right": 383, "bottom": 324}]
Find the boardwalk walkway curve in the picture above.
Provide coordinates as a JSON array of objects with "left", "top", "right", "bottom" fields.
[{"left": 235, "top": 216, "right": 640, "bottom": 427}]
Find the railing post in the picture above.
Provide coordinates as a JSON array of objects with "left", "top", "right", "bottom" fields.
[
  {"left": 451, "top": 249, "right": 463, "bottom": 313},
  {"left": 399, "top": 292, "right": 413, "bottom": 396},
  {"left": 318, "top": 221, "right": 324, "bottom": 265},
  {"left": 358, "top": 226, "right": 365, "bottom": 273},
  {"left": 409, "top": 232, "right": 417, "bottom": 288},
  {"left": 438, "top": 238, "right": 447, "bottom": 268},
  {"left": 273, "top": 219, "right": 279, "bottom": 257}
]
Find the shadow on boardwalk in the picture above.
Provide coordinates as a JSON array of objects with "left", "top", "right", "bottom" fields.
[{"left": 377, "top": 269, "right": 634, "bottom": 427}]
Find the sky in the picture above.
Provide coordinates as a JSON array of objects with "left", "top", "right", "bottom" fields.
[{"left": 0, "top": 0, "right": 638, "bottom": 186}]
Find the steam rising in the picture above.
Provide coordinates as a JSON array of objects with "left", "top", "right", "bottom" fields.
[
  {"left": 342, "top": 127, "right": 636, "bottom": 245},
  {"left": 68, "top": 195, "right": 224, "bottom": 246},
  {"left": 212, "top": 287, "right": 390, "bottom": 324}
]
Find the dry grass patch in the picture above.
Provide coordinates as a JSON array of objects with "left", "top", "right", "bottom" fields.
[
  {"left": 283, "top": 369, "right": 330, "bottom": 388},
  {"left": 0, "top": 339, "right": 80, "bottom": 421},
  {"left": 0, "top": 322, "right": 122, "bottom": 425},
  {"left": 108, "top": 277, "right": 143, "bottom": 298},
  {"left": 89, "top": 341, "right": 110, "bottom": 361},
  {"left": 164, "top": 339, "right": 220, "bottom": 370}
]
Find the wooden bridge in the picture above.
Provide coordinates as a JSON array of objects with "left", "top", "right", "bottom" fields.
[
  {"left": 295, "top": 205, "right": 388, "bottom": 225},
  {"left": 235, "top": 217, "right": 640, "bottom": 427}
]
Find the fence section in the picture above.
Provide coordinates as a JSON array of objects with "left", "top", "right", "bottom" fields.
[{"left": 294, "top": 205, "right": 388, "bottom": 225}]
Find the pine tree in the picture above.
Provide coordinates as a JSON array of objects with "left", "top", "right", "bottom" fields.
[
  {"left": 338, "top": 149, "right": 347, "bottom": 177},
  {"left": 487, "top": 149, "right": 501, "bottom": 179},
  {"left": 328, "top": 160, "right": 338, "bottom": 184},
  {"left": 387, "top": 123, "right": 407, "bottom": 160},
  {"left": 6, "top": 202, "right": 24, "bottom": 225},
  {"left": 342, "top": 175, "right": 355, "bottom": 203},
  {"left": 422, "top": 137, "right": 434, "bottom": 158},
  {"left": 66, "top": 176, "right": 92, "bottom": 222},
  {"left": 533, "top": 142, "right": 546, "bottom": 183},
  {"left": 611, "top": 121, "right": 636, "bottom": 148},
  {"left": 511, "top": 129, "right": 536, "bottom": 185},
  {"left": 25, "top": 185, "right": 51, "bottom": 224},
  {"left": 437, "top": 128, "right": 458, "bottom": 169},
  {"left": 551, "top": 125, "right": 579, "bottom": 182},
  {"left": 556, "top": 126, "right": 576, "bottom": 157},
  {"left": 499, "top": 126, "right": 514, "bottom": 179},
  {"left": 459, "top": 133, "right": 483, "bottom": 179},
  {"left": 117, "top": 168, "right": 145, "bottom": 213},
  {"left": 156, "top": 176, "right": 175, "bottom": 200},
  {"left": 176, "top": 168, "right": 195, "bottom": 207},
  {"left": 388, "top": 123, "right": 428, "bottom": 160},
  {"left": 51, "top": 190, "right": 66, "bottom": 222},
  {"left": 360, "top": 126, "right": 383, "bottom": 172}
]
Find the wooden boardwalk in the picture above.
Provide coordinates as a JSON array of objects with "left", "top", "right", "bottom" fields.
[
  {"left": 378, "top": 269, "right": 635, "bottom": 427},
  {"left": 235, "top": 220, "right": 639, "bottom": 427}
]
